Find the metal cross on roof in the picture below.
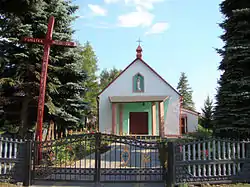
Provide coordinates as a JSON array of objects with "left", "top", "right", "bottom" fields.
[{"left": 136, "top": 38, "right": 142, "bottom": 46}]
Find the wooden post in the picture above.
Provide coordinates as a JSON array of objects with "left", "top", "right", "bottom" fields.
[
  {"left": 94, "top": 133, "right": 101, "bottom": 184},
  {"left": 158, "top": 101, "right": 165, "bottom": 137},
  {"left": 22, "top": 16, "right": 76, "bottom": 161},
  {"left": 152, "top": 102, "right": 156, "bottom": 135},
  {"left": 119, "top": 104, "right": 123, "bottom": 135},
  {"left": 112, "top": 103, "right": 116, "bottom": 134},
  {"left": 23, "top": 140, "right": 32, "bottom": 186},
  {"left": 158, "top": 102, "right": 161, "bottom": 137},
  {"left": 167, "top": 142, "right": 176, "bottom": 187},
  {"left": 161, "top": 102, "right": 165, "bottom": 137}
]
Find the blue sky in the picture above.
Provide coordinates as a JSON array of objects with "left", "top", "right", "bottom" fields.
[{"left": 72, "top": 0, "right": 224, "bottom": 112}]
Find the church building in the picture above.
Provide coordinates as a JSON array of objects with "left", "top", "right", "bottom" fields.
[{"left": 97, "top": 45, "right": 199, "bottom": 137}]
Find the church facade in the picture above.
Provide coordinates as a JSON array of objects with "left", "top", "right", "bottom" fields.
[{"left": 97, "top": 45, "right": 199, "bottom": 137}]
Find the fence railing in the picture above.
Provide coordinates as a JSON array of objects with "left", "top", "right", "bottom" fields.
[
  {"left": 0, "top": 138, "right": 21, "bottom": 175},
  {"left": 167, "top": 138, "right": 250, "bottom": 186},
  {"left": 0, "top": 137, "right": 31, "bottom": 186},
  {"left": 0, "top": 134, "right": 250, "bottom": 186}
]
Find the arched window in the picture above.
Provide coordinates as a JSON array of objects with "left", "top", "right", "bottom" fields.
[{"left": 133, "top": 73, "right": 144, "bottom": 92}]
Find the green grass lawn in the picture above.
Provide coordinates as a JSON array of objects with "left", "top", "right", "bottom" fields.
[
  {"left": 0, "top": 183, "right": 22, "bottom": 187},
  {"left": 200, "top": 184, "right": 250, "bottom": 187},
  {"left": 179, "top": 184, "right": 250, "bottom": 187},
  {"left": 1, "top": 182, "right": 250, "bottom": 187}
]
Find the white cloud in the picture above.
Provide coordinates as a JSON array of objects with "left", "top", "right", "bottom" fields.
[
  {"left": 104, "top": 0, "right": 120, "bottom": 3},
  {"left": 125, "top": 0, "right": 164, "bottom": 10},
  {"left": 88, "top": 4, "right": 107, "bottom": 16},
  {"left": 104, "top": 0, "right": 164, "bottom": 10},
  {"left": 118, "top": 9, "right": 154, "bottom": 27},
  {"left": 145, "top": 22, "right": 169, "bottom": 35}
]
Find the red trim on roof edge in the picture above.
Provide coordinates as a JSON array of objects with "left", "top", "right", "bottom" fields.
[
  {"left": 181, "top": 108, "right": 200, "bottom": 116},
  {"left": 98, "top": 58, "right": 181, "bottom": 96}
]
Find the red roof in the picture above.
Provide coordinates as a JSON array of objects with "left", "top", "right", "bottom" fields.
[
  {"left": 181, "top": 108, "right": 200, "bottom": 116},
  {"left": 98, "top": 57, "right": 181, "bottom": 96}
]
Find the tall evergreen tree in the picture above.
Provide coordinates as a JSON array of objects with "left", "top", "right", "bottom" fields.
[
  {"left": 80, "top": 42, "right": 99, "bottom": 128},
  {"left": 99, "top": 67, "right": 122, "bottom": 90},
  {"left": 0, "top": 0, "right": 88, "bottom": 138},
  {"left": 214, "top": 0, "right": 250, "bottom": 139},
  {"left": 0, "top": 0, "right": 38, "bottom": 15},
  {"left": 177, "top": 72, "right": 195, "bottom": 110},
  {"left": 201, "top": 96, "right": 214, "bottom": 130}
]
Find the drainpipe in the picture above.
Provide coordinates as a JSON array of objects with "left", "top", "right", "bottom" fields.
[{"left": 96, "top": 96, "right": 100, "bottom": 132}]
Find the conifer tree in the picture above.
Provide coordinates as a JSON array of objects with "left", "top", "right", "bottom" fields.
[
  {"left": 177, "top": 72, "right": 195, "bottom": 110},
  {"left": 80, "top": 42, "right": 99, "bottom": 128},
  {"left": 214, "top": 0, "right": 250, "bottom": 139},
  {"left": 201, "top": 96, "right": 214, "bottom": 130},
  {"left": 0, "top": 0, "right": 88, "bottom": 137},
  {"left": 99, "top": 68, "right": 122, "bottom": 90}
]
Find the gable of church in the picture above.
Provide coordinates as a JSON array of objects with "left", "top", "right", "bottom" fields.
[{"left": 98, "top": 58, "right": 180, "bottom": 97}]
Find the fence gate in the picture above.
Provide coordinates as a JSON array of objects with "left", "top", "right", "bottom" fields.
[
  {"left": 32, "top": 133, "right": 166, "bottom": 184},
  {"left": 98, "top": 134, "right": 165, "bottom": 183},
  {"left": 33, "top": 133, "right": 97, "bottom": 183}
]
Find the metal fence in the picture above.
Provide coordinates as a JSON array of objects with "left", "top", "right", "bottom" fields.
[
  {"left": 0, "top": 137, "right": 31, "bottom": 185},
  {"left": 32, "top": 133, "right": 166, "bottom": 184},
  {"left": 167, "top": 138, "right": 250, "bottom": 186},
  {"left": 1, "top": 134, "right": 250, "bottom": 186}
]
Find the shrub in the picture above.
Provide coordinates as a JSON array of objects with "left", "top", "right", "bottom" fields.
[{"left": 42, "top": 136, "right": 111, "bottom": 166}]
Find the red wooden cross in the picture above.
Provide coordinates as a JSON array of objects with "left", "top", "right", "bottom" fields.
[{"left": 22, "top": 16, "right": 76, "bottom": 144}]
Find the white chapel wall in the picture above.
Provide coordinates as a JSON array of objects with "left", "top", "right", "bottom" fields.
[
  {"left": 165, "top": 94, "right": 180, "bottom": 135},
  {"left": 99, "top": 59, "right": 181, "bottom": 135},
  {"left": 181, "top": 110, "right": 199, "bottom": 132}
]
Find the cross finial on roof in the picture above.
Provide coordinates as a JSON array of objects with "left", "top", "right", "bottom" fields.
[
  {"left": 136, "top": 38, "right": 143, "bottom": 59},
  {"left": 136, "top": 38, "right": 142, "bottom": 46}
]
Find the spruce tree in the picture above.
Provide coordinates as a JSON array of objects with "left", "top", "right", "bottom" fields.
[
  {"left": 214, "top": 0, "right": 250, "bottom": 139},
  {"left": 201, "top": 96, "right": 214, "bottom": 130},
  {"left": 177, "top": 72, "right": 195, "bottom": 110},
  {"left": 0, "top": 0, "right": 88, "bottom": 137}
]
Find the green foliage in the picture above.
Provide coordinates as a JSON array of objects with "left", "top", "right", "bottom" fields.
[
  {"left": 179, "top": 184, "right": 189, "bottom": 187},
  {"left": 200, "top": 96, "right": 214, "bottom": 130},
  {"left": 99, "top": 67, "right": 122, "bottom": 91},
  {"left": 182, "top": 125, "right": 213, "bottom": 140},
  {"left": 44, "top": 136, "right": 110, "bottom": 166},
  {"left": 177, "top": 72, "right": 195, "bottom": 110},
  {"left": 158, "top": 141, "right": 168, "bottom": 169},
  {"left": 0, "top": 0, "right": 88, "bottom": 137},
  {"left": 0, "top": 0, "right": 39, "bottom": 15},
  {"left": 79, "top": 42, "right": 99, "bottom": 123},
  {"left": 49, "top": 138, "right": 95, "bottom": 165},
  {"left": 214, "top": 0, "right": 250, "bottom": 139}
]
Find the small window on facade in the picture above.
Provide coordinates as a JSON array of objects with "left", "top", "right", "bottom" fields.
[{"left": 133, "top": 73, "right": 144, "bottom": 92}]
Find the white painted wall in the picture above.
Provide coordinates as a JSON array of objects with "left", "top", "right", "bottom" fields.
[
  {"left": 99, "top": 59, "right": 181, "bottom": 135},
  {"left": 181, "top": 109, "right": 199, "bottom": 132}
]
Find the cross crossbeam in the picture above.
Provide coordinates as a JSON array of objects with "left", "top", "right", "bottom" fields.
[
  {"left": 23, "top": 37, "right": 76, "bottom": 47},
  {"left": 136, "top": 38, "right": 142, "bottom": 46}
]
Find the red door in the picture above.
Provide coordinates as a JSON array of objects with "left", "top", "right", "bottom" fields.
[{"left": 129, "top": 112, "right": 148, "bottom": 135}]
